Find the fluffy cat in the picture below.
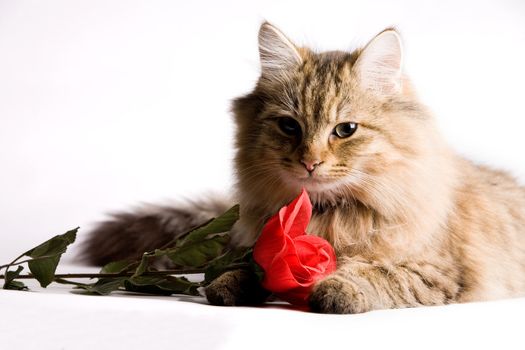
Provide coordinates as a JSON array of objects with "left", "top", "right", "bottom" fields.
[{"left": 82, "top": 23, "right": 525, "bottom": 313}]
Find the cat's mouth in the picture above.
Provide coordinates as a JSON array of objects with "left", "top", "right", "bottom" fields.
[
  {"left": 281, "top": 170, "right": 339, "bottom": 192},
  {"left": 301, "top": 173, "right": 328, "bottom": 182},
  {"left": 302, "top": 175, "right": 333, "bottom": 185},
  {"left": 300, "top": 176, "right": 340, "bottom": 193}
]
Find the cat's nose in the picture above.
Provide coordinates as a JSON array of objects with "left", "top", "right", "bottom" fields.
[{"left": 301, "top": 159, "right": 323, "bottom": 173}]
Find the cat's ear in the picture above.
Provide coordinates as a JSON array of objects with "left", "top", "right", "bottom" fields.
[
  {"left": 258, "top": 22, "right": 302, "bottom": 76},
  {"left": 353, "top": 29, "right": 403, "bottom": 95}
]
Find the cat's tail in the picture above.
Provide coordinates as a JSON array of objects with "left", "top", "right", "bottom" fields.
[{"left": 80, "top": 194, "right": 233, "bottom": 266}]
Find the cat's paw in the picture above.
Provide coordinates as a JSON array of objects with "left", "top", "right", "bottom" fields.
[
  {"left": 205, "top": 270, "right": 269, "bottom": 306},
  {"left": 309, "top": 275, "right": 371, "bottom": 314}
]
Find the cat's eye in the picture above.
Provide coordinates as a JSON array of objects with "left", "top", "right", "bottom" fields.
[
  {"left": 333, "top": 122, "right": 358, "bottom": 138},
  {"left": 277, "top": 117, "right": 301, "bottom": 136}
]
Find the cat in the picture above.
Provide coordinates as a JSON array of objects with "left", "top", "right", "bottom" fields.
[{"left": 82, "top": 22, "right": 525, "bottom": 313}]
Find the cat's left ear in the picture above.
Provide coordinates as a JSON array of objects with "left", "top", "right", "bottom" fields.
[{"left": 353, "top": 29, "right": 403, "bottom": 95}]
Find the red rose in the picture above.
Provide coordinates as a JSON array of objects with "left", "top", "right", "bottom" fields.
[{"left": 253, "top": 189, "right": 337, "bottom": 305}]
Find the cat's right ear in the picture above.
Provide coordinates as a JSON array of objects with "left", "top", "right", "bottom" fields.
[{"left": 258, "top": 22, "right": 302, "bottom": 77}]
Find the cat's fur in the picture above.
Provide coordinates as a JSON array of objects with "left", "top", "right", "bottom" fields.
[{"left": 82, "top": 23, "right": 525, "bottom": 313}]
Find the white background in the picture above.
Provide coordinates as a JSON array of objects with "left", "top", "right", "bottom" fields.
[
  {"left": 1, "top": 1, "right": 525, "bottom": 349},
  {"left": 1, "top": 0, "right": 524, "bottom": 258}
]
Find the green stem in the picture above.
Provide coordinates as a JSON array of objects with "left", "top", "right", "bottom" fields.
[
  {"left": 0, "top": 252, "right": 26, "bottom": 270},
  {"left": 0, "top": 255, "right": 59, "bottom": 270},
  {"left": 0, "top": 270, "right": 203, "bottom": 280},
  {"left": 54, "top": 278, "right": 89, "bottom": 287},
  {"left": 0, "top": 263, "right": 250, "bottom": 280}
]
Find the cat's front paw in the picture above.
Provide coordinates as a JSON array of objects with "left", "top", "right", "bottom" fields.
[
  {"left": 205, "top": 270, "right": 269, "bottom": 306},
  {"left": 309, "top": 275, "right": 371, "bottom": 314}
]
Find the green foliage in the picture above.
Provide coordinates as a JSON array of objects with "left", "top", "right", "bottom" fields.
[
  {"left": 0, "top": 205, "right": 264, "bottom": 301},
  {"left": 1, "top": 228, "right": 78, "bottom": 289},
  {"left": 84, "top": 205, "right": 241, "bottom": 296},
  {"left": 100, "top": 260, "right": 137, "bottom": 274},
  {"left": 166, "top": 234, "right": 231, "bottom": 267},
  {"left": 5, "top": 280, "right": 28, "bottom": 290},
  {"left": 125, "top": 275, "right": 200, "bottom": 296},
  {"left": 75, "top": 278, "right": 128, "bottom": 295},
  {"left": 3, "top": 266, "right": 28, "bottom": 290},
  {"left": 132, "top": 253, "right": 153, "bottom": 278},
  {"left": 204, "top": 249, "right": 252, "bottom": 284},
  {"left": 23, "top": 228, "right": 77, "bottom": 258},
  {"left": 28, "top": 255, "right": 60, "bottom": 287},
  {"left": 177, "top": 205, "right": 239, "bottom": 246},
  {"left": 24, "top": 228, "right": 78, "bottom": 287}
]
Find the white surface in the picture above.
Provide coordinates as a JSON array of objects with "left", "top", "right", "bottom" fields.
[
  {"left": 1, "top": 1, "right": 525, "bottom": 349},
  {"left": 1, "top": 268, "right": 524, "bottom": 350}
]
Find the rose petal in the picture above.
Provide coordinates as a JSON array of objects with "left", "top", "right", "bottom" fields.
[
  {"left": 261, "top": 236, "right": 313, "bottom": 291},
  {"left": 253, "top": 213, "right": 286, "bottom": 269},
  {"left": 293, "top": 238, "right": 322, "bottom": 267},
  {"left": 294, "top": 235, "right": 337, "bottom": 274},
  {"left": 262, "top": 258, "right": 306, "bottom": 292},
  {"left": 282, "top": 188, "right": 312, "bottom": 238}
]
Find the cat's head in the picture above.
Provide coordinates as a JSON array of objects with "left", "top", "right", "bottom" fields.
[{"left": 233, "top": 23, "right": 441, "bottom": 214}]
